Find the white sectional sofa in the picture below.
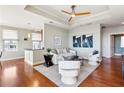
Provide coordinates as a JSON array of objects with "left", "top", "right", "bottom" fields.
[{"left": 50, "top": 48, "right": 77, "bottom": 64}]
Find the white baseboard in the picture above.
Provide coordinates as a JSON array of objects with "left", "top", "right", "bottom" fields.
[
  {"left": 1, "top": 56, "right": 24, "bottom": 61},
  {"left": 114, "top": 53, "right": 121, "bottom": 56},
  {"left": 33, "top": 61, "right": 45, "bottom": 65}
]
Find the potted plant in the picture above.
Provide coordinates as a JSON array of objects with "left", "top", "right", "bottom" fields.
[{"left": 46, "top": 48, "right": 51, "bottom": 55}]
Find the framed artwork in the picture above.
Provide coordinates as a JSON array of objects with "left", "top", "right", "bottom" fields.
[
  {"left": 82, "top": 34, "right": 93, "bottom": 48},
  {"left": 73, "top": 36, "right": 81, "bottom": 47},
  {"left": 54, "top": 35, "right": 62, "bottom": 47}
]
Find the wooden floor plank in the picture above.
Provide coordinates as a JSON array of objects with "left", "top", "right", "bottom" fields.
[{"left": 0, "top": 57, "right": 124, "bottom": 87}]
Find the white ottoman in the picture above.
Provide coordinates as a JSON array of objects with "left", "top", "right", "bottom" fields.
[
  {"left": 59, "top": 61, "right": 80, "bottom": 85},
  {"left": 61, "top": 69, "right": 79, "bottom": 84}
]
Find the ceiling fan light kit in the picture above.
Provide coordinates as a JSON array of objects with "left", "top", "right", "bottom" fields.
[
  {"left": 71, "top": 14, "right": 75, "bottom": 17},
  {"left": 61, "top": 5, "right": 91, "bottom": 22}
]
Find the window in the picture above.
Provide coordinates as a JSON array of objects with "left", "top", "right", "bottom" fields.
[
  {"left": 4, "top": 40, "right": 18, "bottom": 51},
  {"left": 3, "top": 30, "right": 18, "bottom": 51},
  {"left": 32, "top": 32, "right": 42, "bottom": 49}
]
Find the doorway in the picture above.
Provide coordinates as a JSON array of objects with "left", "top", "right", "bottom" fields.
[
  {"left": 114, "top": 35, "right": 122, "bottom": 55},
  {"left": 111, "top": 34, "right": 124, "bottom": 57}
]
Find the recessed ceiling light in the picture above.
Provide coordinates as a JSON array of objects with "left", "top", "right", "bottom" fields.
[
  {"left": 27, "top": 22, "right": 31, "bottom": 25},
  {"left": 71, "top": 14, "right": 75, "bottom": 17},
  {"left": 49, "top": 21, "right": 53, "bottom": 23}
]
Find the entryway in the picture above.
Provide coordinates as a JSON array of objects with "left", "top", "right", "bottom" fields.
[{"left": 110, "top": 34, "right": 124, "bottom": 57}]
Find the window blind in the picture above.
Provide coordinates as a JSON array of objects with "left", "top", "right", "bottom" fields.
[
  {"left": 32, "top": 33, "right": 41, "bottom": 41},
  {"left": 3, "top": 30, "right": 18, "bottom": 40}
]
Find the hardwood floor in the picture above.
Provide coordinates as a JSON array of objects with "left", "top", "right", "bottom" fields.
[
  {"left": 0, "top": 59, "right": 57, "bottom": 87},
  {"left": 80, "top": 57, "right": 124, "bottom": 87},
  {"left": 0, "top": 57, "right": 124, "bottom": 87}
]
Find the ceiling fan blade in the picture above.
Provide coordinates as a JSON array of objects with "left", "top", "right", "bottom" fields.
[
  {"left": 61, "top": 10, "right": 71, "bottom": 15},
  {"left": 75, "top": 12, "right": 91, "bottom": 16},
  {"left": 68, "top": 17, "right": 72, "bottom": 22}
]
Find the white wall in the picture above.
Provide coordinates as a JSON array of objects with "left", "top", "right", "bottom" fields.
[
  {"left": 0, "top": 24, "right": 68, "bottom": 61},
  {"left": 0, "top": 24, "right": 103, "bottom": 61},
  {"left": 69, "top": 24, "right": 101, "bottom": 59},
  {"left": 102, "top": 25, "right": 124, "bottom": 58},
  {"left": 0, "top": 25, "right": 33, "bottom": 61},
  {"left": 44, "top": 24, "right": 69, "bottom": 49}
]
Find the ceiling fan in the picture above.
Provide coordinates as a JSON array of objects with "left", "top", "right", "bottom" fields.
[{"left": 61, "top": 5, "right": 91, "bottom": 22}]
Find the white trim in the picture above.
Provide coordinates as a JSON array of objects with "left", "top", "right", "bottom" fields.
[
  {"left": 114, "top": 53, "right": 121, "bottom": 56},
  {"left": 33, "top": 61, "right": 44, "bottom": 65},
  {"left": 1, "top": 56, "right": 24, "bottom": 61}
]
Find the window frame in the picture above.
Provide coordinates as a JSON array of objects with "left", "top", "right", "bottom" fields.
[
  {"left": 2, "top": 29, "right": 18, "bottom": 52},
  {"left": 32, "top": 32, "right": 42, "bottom": 50}
]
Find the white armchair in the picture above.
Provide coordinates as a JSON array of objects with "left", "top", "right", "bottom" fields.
[
  {"left": 59, "top": 61, "right": 80, "bottom": 85},
  {"left": 88, "top": 51, "right": 100, "bottom": 65}
]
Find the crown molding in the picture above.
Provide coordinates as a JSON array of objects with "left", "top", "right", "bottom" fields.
[
  {"left": 71, "top": 11, "right": 111, "bottom": 28},
  {"left": 24, "top": 5, "right": 111, "bottom": 29}
]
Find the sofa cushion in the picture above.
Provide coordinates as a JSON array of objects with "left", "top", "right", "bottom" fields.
[
  {"left": 62, "top": 48, "right": 67, "bottom": 53},
  {"left": 66, "top": 48, "right": 70, "bottom": 52},
  {"left": 61, "top": 53, "right": 75, "bottom": 58},
  {"left": 56, "top": 48, "right": 60, "bottom": 54},
  {"left": 69, "top": 49, "right": 76, "bottom": 54},
  {"left": 51, "top": 49, "right": 58, "bottom": 54}
]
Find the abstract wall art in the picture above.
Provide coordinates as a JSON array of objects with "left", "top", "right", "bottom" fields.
[
  {"left": 73, "top": 36, "right": 81, "bottom": 48},
  {"left": 82, "top": 34, "right": 93, "bottom": 48},
  {"left": 54, "top": 35, "right": 62, "bottom": 48}
]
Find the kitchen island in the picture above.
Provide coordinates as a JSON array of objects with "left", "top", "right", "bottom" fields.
[{"left": 24, "top": 49, "right": 45, "bottom": 65}]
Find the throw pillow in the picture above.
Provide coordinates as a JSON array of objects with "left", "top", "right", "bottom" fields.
[
  {"left": 63, "top": 48, "right": 67, "bottom": 53},
  {"left": 51, "top": 49, "right": 58, "bottom": 54},
  {"left": 56, "top": 48, "right": 63, "bottom": 54},
  {"left": 70, "top": 49, "right": 76, "bottom": 54},
  {"left": 92, "top": 50, "right": 99, "bottom": 55},
  {"left": 59, "top": 48, "right": 63, "bottom": 54},
  {"left": 66, "top": 48, "right": 70, "bottom": 52},
  {"left": 56, "top": 49, "right": 60, "bottom": 54}
]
